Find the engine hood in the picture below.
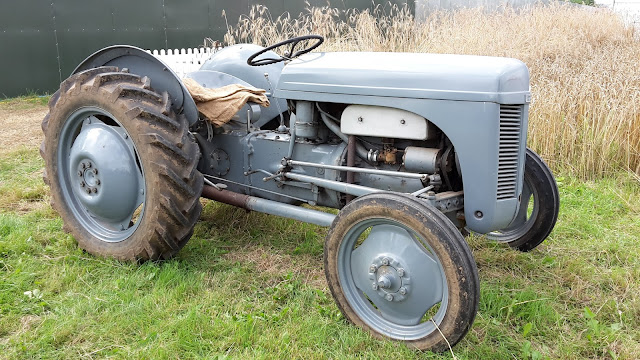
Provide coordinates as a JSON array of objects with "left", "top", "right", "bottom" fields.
[{"left": 275, "top": 52, "right": 530, "bottom": 104}]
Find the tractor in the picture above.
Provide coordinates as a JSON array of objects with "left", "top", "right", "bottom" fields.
[{"left": 40, "top": 35, "right": 559, "bottom": 351}]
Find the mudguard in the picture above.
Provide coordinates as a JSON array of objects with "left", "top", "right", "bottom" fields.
[{"left": 73, "top": 45, "right": 199, "bottom": 126}]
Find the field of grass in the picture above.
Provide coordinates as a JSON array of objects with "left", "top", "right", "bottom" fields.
[
  {"left": 0, "top": 140, "right": 638, "bottom": 359},
  {"left": 1, "top": 98, "right": 639, "bottom": 359},
  {"left": 2, "top": 2, "right": 640, "bottom": 359}
]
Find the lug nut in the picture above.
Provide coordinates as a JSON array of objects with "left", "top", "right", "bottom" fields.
[
  {"left": 78, "top": 170, "right": 83, "bottom": 177},
  {"left": 382, "top": 258, "right": 390, "bottom": 266},
  {"left": 86, "top": 188, "right": 91, "bottom": 194},
  {"left": 385, "top": 294, "right": 394, "bottom": 301},
  {"left": 93, "top": 168, "right": 98, "bottom": 175},
  {"left": 369, "top": 265, "right": 377, "bottom": 273},
  {"left": 96, "top": 179, "right": 101, "bottom": 185},
  {"left": 87, "top": 162, "right": 92, "bottom": 168},
  {"left": 399, "top": 287, "right": 407, "bottom": 295},
  {"left": 372, "top": 283, "right": 378, "bottom": 290},
  {"left": 81, "top": 162, "right": 86, "bottom": 169},
  {"left": 92, "top": 188, "right": 98, "bottom": 194},
  {"left": 397, "top": 268, "right": 405, "bottom": 277},
  {"left": 80, "top": 181, "right": 86, "bottom": 188}
]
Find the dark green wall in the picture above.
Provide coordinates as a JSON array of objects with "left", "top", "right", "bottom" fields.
[{"left": 0, "top": 0, "right": 413, "bottom": 98}]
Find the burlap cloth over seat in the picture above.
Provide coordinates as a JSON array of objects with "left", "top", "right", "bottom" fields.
[{"left": 183, "top": 78, "right": 270, "bottom": 127}]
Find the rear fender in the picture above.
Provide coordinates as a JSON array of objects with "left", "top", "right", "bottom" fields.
[{"left": 73, "top": 45, "right": 199, "bottom": 126}]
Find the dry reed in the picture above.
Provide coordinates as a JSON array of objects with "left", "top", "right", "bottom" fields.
[{"left": 224, "top": 3, "right": 640, "bottom": 179}]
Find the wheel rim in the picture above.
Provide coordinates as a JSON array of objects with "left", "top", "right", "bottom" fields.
[
  {"left": 57, "top": 107, "right": 146, "bottom": 242},
  {"left": 485, "top": 176, "right": 538, "bottom": 242},
  {"left": 337, "top": 219, "right": 449, "bottom": 340}
]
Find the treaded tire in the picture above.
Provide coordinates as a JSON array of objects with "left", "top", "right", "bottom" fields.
[
  {"left": 41, "top": 67, "right": 203, "bottom": 261},
  {"left": 324, "top": 192, "right": 479, "bottom": 352},
  {"left": 483, "top": 148, "right": 559, "bottom": 252}
]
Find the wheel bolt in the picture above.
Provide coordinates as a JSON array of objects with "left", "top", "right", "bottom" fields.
[
  {"left": 382, "top": 258, "right": 390, "bottom": 266},
  {"left": 78, "top": 170, "right": 83, "bottom": 177},
  {"left": 81, "top": 162, "right": 86, "bottom": 169},
  {"left": 397, "top": 268, "right": 405, "bottom": 277},
  {"left": 93, "top": 168, "right": 98, "bottom": 175},
  {"left": 96, "top": 179, "right": 101, "bottom": 185},
  {"left": 92, "top": 188, "right": 98, "bottom": 194},
  {"left": 87, "top": 162, "right": 92, "bottom": 168},
  {"left": 86, "top": 188, "right": 91, "bottom": 194},
  {"left": 80, "top": 181, "right": 86, "bottom": 188},
  {"left": 385, "top": 294, "right": 394, "bottom": 301},
  {"left": 372, "top": 283, "right": 378, "bottom": 290},
  {"left": 369, "top": 265, "right": 377, "bottom": 273},
  {"left": 399, "top": 287, "right": 407, "bottom": 295}
]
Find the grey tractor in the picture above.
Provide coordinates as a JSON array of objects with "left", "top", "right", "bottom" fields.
[{"left": 40, "top": 35, "right": 559, "bottom": 351}]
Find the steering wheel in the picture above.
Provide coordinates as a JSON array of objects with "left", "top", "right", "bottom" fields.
[{"left": 246, "top": 35, "right": 324, "bottom": 66}]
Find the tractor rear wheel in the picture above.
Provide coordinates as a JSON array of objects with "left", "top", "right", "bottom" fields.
[{"left": 41, "top": 67, "right": 203, "bottom": 261}]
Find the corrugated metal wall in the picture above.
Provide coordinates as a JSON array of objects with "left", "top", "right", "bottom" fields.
[{"left": 0, "top": 0, "right": 412, "bottom": 97}]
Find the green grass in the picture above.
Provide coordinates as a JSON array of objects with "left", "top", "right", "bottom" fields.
[
  {"left": 0, "top": 94, "right": 50, "bottom": 109},
  {"left": 1, "top": 149, "right": 639, "bottom": 359}
]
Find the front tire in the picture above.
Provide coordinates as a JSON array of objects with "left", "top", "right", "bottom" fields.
[
  {"left": 41, "top": 67, "right": 203, "bottom": 260},
  {"left": 324, "top": 193, "right": 479, "bottom": 352},
  {"left": 484, "top": 148, "right": 559, "bottom": 251}
]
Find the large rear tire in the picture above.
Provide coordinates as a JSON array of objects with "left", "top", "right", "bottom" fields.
[
  {"left": 324, "top": 193, "right": 479, "bottom": 352},
  {"left": 41, "top": 67, "right": 203, "bottom": 261}
]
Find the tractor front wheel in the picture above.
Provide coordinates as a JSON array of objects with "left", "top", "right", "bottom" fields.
[
  {"left": 483, "top": 148, "right": 559, "bottom": 251},
  {"left": 41, "top": 67, "right": 203, "bottom": 260},
  {"left": 324, "top": 193, "right": 479, "bottom": 352}
]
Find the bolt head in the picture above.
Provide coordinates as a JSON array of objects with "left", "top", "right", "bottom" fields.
[
  {"left": 87, "top": 162, "right": 92, "bottom": 168},
  {"left": 92, "top": 188, "right": 98, "bottom": 194},
  {"left": 80, "top": 181, "right": 86, "bottom": 188},
  {"left": 357, "top": 116, "right": 363, "bottom": 122},
  {"left": 78, "top": 170, "right": 83, "bottom": 177},
  {"left": 369, "top": 265, "right": 377, "bottom": 273},
  {"left": 382, "top": 258, "right": 390, "bottom": 266},
  {"left": 93, "top": 168, "right": 98, "bottom": 175},
  {"left": 81, "top": 162, "right": 86, "bottom": 169},
  {"left": 385, "top": 294, "right": 394, "bottom": 301},
  {"left": 96, "top": 179, "right": 101, "bottom": 185},
  {"left": 397, "top": 268, "right": 405, "bottom": 277},
  {"left": 399, "top": 287, "right": 407, "bottom": 295},
  {"left": 400, "top": 119, "right": 406, "bottom": 124},
  {"left": 372, "top": 283, "right": 378, "bottom": 290},
  {"left": 86, "top": 188, "right": 92, "bottom": 194}
]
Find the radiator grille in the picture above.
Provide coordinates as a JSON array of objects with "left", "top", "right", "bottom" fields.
[{"left": 497, "top": 105, "right": 523, "bottom": 200}]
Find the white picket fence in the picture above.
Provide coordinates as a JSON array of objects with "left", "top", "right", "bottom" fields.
[{"left": 146, "top": 47, "right": 218, "bottom": 78}]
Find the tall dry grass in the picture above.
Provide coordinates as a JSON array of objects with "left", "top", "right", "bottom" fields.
[{"left": 224, "top": 4, "right": 640, "bottom": 179}]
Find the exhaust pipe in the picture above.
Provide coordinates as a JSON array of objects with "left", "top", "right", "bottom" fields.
[{"left": 201, "top": 185, "right": 336, "bottom": 227}]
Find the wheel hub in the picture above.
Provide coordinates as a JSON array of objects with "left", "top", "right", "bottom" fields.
[
  {"left": 67, "top": 119, "right": 143, "bottom": 229},
  {"left": 76, "top": 160, "right": 101, "bottom": 194},
  {"left": 369, "top": 256, "right": 410, "bottom": 302}
]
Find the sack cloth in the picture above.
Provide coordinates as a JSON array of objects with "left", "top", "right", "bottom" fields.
[{"left": 183, "top": 78, "right": 270, "bottom": 127}]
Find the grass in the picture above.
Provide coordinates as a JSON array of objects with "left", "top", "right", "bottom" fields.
[
  {"left": 224, "top": 3, "right": 640, "bottom": 179},
  {"left": 1, "top": 148, "right": 639, "bottom": 359},
  {"left": 0, "top": 94, "right": 50, "bottom": 108}
]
